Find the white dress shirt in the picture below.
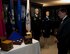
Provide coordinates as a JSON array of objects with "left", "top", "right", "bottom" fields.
[
  {"left": 46, "top": 16, "right": 49, "bottom": 20},
  {"left": 61, "top": 15, "right": 67, "bottom": 24}
]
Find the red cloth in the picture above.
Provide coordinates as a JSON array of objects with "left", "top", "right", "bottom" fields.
[{"left": 0, "top": 0, "right": 6, "bottom": 37}]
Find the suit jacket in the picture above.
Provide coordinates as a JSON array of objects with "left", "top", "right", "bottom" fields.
[
  {"left": 42, "top": 16, "right": 51, "bottom": 29},
  {"left": 57, "top": 16, "right": 70, "bottom": 47}
]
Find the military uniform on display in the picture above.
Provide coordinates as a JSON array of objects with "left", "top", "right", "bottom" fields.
[{"left": 31, "top": 14, "right": 41, "bottom": 40}]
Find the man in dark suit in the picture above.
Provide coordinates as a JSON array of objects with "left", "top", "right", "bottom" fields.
[
  {"left": 42, "top": 11, "right": 51, "bottom": 48},
  {"left": 31, "top": 8, "right": 41, "bottom": 40},
  {"left": 57, "top": 8, "right": 70, "bottom": 54},
  {"left": 42, "top": 11, "right": 51, "bottom": 38}
]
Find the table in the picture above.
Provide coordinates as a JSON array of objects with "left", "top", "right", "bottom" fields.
[{"left": 0, "top": 39, "right": 40, "bottom": 54}]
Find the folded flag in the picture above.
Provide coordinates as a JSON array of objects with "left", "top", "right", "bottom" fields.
[{"left": 8, "top": 32, "right": 23, "bottom": 45}]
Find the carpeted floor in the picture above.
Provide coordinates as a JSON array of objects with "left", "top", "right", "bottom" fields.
[{"left": 40, "top": 35, "right": 58, "bottom": 54}]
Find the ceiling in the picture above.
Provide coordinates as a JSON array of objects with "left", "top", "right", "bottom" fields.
[
  {"left": 30, "top": 0, "right": 70, "bottom": 6},
  {"left": 31, "top": 0, "right": 58, "bottom": 3}
]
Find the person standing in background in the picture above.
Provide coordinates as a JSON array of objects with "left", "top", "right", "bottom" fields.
[
  {"left": 31, "top": 8, "right": 41, "bottom": 40},
  {"left": 42, "top": 11, "right": 51, "bottom": 48},
  {"left": 57, "top": 8, "right": 70, "bottom": 54}
]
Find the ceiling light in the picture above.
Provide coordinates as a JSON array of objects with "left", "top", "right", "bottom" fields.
[{"left": 59, "top": 0, "right": 70, "bottom": 3}]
